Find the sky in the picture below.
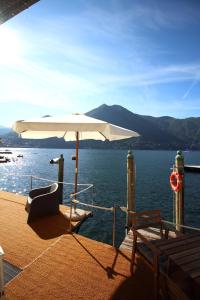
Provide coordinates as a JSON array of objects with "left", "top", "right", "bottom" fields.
[{"left": 1, "top": 0, "right": 200, "bottom": 126}]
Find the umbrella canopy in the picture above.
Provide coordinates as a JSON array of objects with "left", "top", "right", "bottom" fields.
[
  {"left": 13, "top": 114, "right": 139, "bottom": 141},
  {"left": 13, "top": 114, "right": 139, "bottom": 195}
]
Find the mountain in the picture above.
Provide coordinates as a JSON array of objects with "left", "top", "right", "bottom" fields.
[
  {"left": 86, "top": 104, "right": 186, "bottom": 149},
  {"left": 1, "top": 104, "right": 200, "bottom": 149},
  {"left": 0, "top": 126, "right": 11, "bottom": 136}
]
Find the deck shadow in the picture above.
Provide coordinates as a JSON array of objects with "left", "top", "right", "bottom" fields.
[
  {"left": 29, "top": 212, "right": 70, "bottom": 239},
  {"left": 110, "top": 258, "right": 155, "bottom": 300},
  {"left": 72, "top": 234, "right": 130, "bottom": 279}
]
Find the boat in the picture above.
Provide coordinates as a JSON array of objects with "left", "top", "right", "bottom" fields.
[
  {"left": 0, "top": 150, "right": 12, "bottom": 154},
  {"left": 17, "top": 154, "right": 23, "bottom": 158},
  {"left": 0, "top": 156, "right": 10, "bottom": 163}
]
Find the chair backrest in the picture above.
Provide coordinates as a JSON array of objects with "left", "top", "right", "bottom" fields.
[{"left": 131, "top": 209, "right": 162, "bottom": 230}]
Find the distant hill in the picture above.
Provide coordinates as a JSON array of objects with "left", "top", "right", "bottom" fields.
[
  {"left": 0, "top": 126, "right": 11, "bottom": 136},
  {"left": 86, "top": 104, "right": 187, "bottom": 149},
  {"left": 1, "top": 104, "right": 200, "bottom": 149}
]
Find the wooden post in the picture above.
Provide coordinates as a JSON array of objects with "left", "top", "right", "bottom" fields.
[
  {"left": 58, "top": 154, "right": 64, "bottom": 204},
  {"left": 50, "top": 154, "right": 64, "bottom": 204},
  {"left": 127, "top": 150, "right": 135, "bottom": 227},
  {"left": 174, "top": 150, "right": 184, "bottom": 232},
  {"left": 74, "top": 132, "right": 79, "bottom": 197}
]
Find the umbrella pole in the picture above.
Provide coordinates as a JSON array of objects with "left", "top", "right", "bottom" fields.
[{"left": 74, "top": 131, "right": 79, "bottom": 203}]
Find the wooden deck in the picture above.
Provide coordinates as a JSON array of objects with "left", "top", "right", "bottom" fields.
[
  {"left": 0, "top": 190, "right": 91, "bottom": 233},
  {"left": 0, "top": 191, "right": 155, "bottom": 300},
  {"left": 120, "top": 227, "right": 178, "bottom": 252}
]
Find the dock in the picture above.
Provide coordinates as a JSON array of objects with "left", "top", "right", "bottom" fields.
[
  {"left": 184, "top": 165, "right": 200, "bottom": 172},
  {"left": 0, "top": 191, "right": 155, "bottom": 300},
  {"left": 119, "top": 227, "right": 178, "bottom": 253}
]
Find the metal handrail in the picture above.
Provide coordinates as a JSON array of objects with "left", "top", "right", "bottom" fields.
[{"left": 1, "top": 173, "right": 200, "bottom": 247}]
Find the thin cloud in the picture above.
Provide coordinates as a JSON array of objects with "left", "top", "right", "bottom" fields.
[{"left": 182, "top": 80, "right": 198, "bottom": 100}]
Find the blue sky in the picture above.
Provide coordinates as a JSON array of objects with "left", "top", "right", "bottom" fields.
[{"left": 1, "top": 0, "right": 200, "bottom": 126}]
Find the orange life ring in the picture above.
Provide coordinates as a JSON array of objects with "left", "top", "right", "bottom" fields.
[{"left": 170, "top": 171, "right": 183, "bottom": 192}]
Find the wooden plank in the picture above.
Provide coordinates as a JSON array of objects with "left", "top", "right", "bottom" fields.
[
  {"left": 159, "top": 236, "right": 200, "bottom": 251},
  {"left": 181, "top": 260, "right": 200, "bottom": 273},
  {"left": 170, "top": 247, "right": 200, "bottom": 263},
  {"left": 187, "top": 269, "right": 200, "bottom": 279},
  {"left": 71, "top": 210, "right": 93, "bottom": 233},
  {"left": 59, "top": 205, "right": 92, "bottom": 231},
  {"left": 156, "top": 234, "right": 200, "bottom": 250},
  {"left": 120, "top": 242, "right": 132, "bottom": 252},
  {"left": 133, "top": 218, "right": 161, "bottom": 229},
  {"left": 119, "top": 228, "right": 177, "bottom": 252},
  {"left": 154, "top": 233, "right": 200, "bottom": 247},
  {"left": 170, "top": 247, "right": 200, "bottom": 261},
  {"left": 119, "top": 231, "right": 134, "bottom": 251},
  {"left": 163, "top": 240, "right": 200, "bottom": 256}
]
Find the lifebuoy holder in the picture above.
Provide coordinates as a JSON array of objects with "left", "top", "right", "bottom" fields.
[{"left": 170, "top": 171, "right": 183, "bottom": 192}]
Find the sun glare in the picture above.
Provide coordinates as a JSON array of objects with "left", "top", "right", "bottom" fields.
[{"left": 0, "top": 27, "right": 22, "bottom": 64}]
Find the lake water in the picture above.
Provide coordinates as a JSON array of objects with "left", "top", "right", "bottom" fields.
[{"left": 0, "top": 148, "right": 200, "bottom": 246}]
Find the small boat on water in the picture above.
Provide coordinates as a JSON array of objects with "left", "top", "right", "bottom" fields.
[
  {"left": 0, "top": 156, "right": 10, "bottom": 163},
  {"left": 0, "top": 150, "right": 12, "bottom": 154},
  {"left": 17, "top": 154, "right": 23, "bottom": 158}
]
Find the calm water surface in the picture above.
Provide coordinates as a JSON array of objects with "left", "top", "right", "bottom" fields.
[{"left": 0, "top": 148, "right": 200, "bottom": 246}]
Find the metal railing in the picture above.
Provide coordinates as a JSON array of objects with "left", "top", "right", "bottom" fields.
[
  {"left": 1, "top": 174, "right": 200, "bottom": 247},
  {"left": 0, "top": 173, "right": 94, "bottom": 203}
]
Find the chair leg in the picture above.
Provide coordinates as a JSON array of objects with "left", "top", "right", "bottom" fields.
[
  {"left": 154, "top": 271, "right": 159, "bottom": 300},
  {"left": 130, "top": 232, "right": 137, "bottom": 275},
  {"left": 159, "top": 274, "right": 170, "bottom": 300}
]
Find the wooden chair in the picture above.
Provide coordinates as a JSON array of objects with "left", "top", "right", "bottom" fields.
[{"left": 129, "top": 209, "right": 169, "bottom": 300}]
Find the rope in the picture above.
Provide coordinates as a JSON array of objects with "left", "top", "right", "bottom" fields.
[
  {"left": 71, "top": 199, "right": 113, "bottom": 211},
  {"left": 7, "top": 234, "right": 65, "bottom": 285},
  {"left": 70, "top": 184, "right": 93, "bottom": 197},
  {"left": 32, "top": 176, "right": 93, "bottom": 187},
  {"left": 118, "top": 207, "right": 200, "bottom": 232},
  {"left": 119, "top": 206, "right": 128, "bottom": 213},
  {"left": 162, "top": 220, "right": 200, "bottom": 232},
  {"left": 1, "top": 173, "right": 93, "bottom": 187}
]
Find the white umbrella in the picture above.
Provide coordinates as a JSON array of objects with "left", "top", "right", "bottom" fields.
[{"left": 13, "top": 113, "right": 139, "bottom": 195}]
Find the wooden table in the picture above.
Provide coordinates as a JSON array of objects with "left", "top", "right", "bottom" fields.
[{"left": 153, "top": 232, "right": 200, "bottom": 299}]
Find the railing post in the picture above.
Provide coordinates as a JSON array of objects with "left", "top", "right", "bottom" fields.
[
  {"left": 30, "top": 175, "right": 33, "bottom": 190},
  {"left": 112, "top": 205, "right": 117, "bottom": 247},
  {"left": 50, "top": 154, "right": 64, "bottom": 204},
  {"left": 58, "top": 154, "right": 64, "bottom": 204},
  {"left": 69, "top": 194, "right": 73, "bottom": 233},
  {"left": 92, "top": 185, "right": 95, "bottom": 214},
  {"left": 127, "top": 150, "right": 135, "bottom": 227},
  {"left": 174, "top": 150, "right": 184, "bottom": 233}
]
